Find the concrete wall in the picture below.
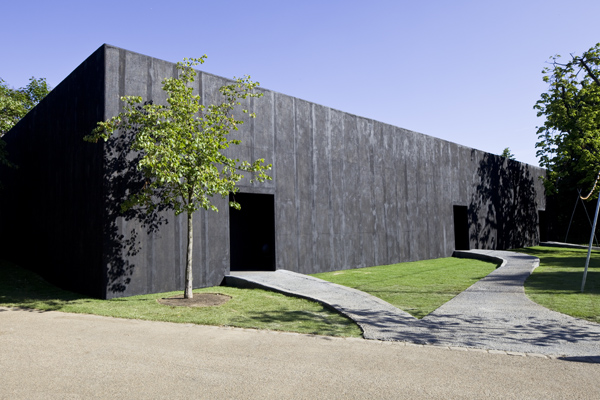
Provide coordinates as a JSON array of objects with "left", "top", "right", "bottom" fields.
[{"left": 0, "top": 44, "right": 546, "bottom": 299}]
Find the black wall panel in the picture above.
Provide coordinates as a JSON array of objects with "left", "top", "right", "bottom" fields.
[{"left": 0, "top": 45, "right": 548, "bottom": 298}]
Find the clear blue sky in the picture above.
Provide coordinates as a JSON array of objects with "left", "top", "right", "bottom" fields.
[{"left": 2, "top": 0, "right": 600, "bottom": 166}]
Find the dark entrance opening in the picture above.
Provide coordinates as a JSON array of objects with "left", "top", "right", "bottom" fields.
[
  {"left": 453, "top": 205, "right": 470, "bottom": 250},
  {"left": 229, "top": 192, "right": 276, "bottom": 271}
]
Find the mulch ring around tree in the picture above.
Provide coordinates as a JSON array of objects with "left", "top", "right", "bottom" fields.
[{"left": 157, "top": 293, "right": 232, "bottom": 308}]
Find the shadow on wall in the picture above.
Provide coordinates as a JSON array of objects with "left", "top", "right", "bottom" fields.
[
  {"left": 102, "top": 107, "right": 168, "bottom": 295},
  {"left": 469, "top": 152, "right": 539, "bottom": 250}
]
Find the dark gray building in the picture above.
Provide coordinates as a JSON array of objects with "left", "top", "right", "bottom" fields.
[{"left": 0, "top": 44, "right": 546, "bottom": 299}]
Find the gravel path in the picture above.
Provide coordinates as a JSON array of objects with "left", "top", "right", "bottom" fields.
[
  {"left": 4, "top": 307, "right": 600, "bottom": 399},
  {"left": 227, "top": 250, "right": 600, "bottom": 358}
]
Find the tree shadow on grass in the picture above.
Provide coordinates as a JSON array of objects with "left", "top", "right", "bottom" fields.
[
  {"left": 229, "top": 309, "right": 361, "bottom": 336},
  {"left": 525, "top": 270, "right": 600, "bottom": 294},
  {"left": 0, "top": 259, "right": 94, "bottom": 311},
  {"left": 537, "top": 256, "right": 600, "bottom": 269},
  {"left": 511, "top": 248, "right": 600, "bottom": 293},
  {"left": 522, "top": 247, "right": 600, "bottom": 261}
]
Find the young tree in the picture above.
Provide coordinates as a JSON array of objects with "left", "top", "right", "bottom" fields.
[
  {"left": 534, "top": 43, "right": 600, "bottom": 198},
  {"left": 85, "top": 57, "right": 271, "bottom": 299}
]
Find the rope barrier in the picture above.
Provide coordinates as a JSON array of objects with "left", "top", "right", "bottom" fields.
[{"left": 580, "top": 170, "right": 600, "bottom": 200}]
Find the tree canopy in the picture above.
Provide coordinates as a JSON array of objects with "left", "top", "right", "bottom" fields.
[
  {"left": 0, "top": 77, "right": 51, "bottom": 171},
  {"left": 535, "top": 43, "right": 600, "bottom": 198},
  {"left": 85, "top": 57, "right": 271, "bottom": 298},
  {"left": 501, "top": 147, "right": 515, "bottom": 160},
  {"left": 1, "top": 77, "right": 51, "bottom": 136}
]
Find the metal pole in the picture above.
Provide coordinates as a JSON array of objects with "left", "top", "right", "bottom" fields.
[
  {"left": 565, "top": 190, "right": 581, "bottom": 243},
  {"left": 581, "top": 193, "right": 600, "bottom": 292},
  {"left": 580, "top": 195, "right": 600, "bottom": 246}
]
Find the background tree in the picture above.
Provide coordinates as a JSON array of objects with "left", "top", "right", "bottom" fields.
[
  {"left": 86, "top": 57, "right": 271, "bottom": 299},
  {"left": 534, "top": 43, "right": 600, "bottom": 198},
  {"left": 0, "top": 77, "right": 51, "bottom": 171},
  {"left": 1, "top": 77, "right": 51, "bottom": 136},
  {"left": 501, "top": 147, "right": 515, "bottom": 160}
]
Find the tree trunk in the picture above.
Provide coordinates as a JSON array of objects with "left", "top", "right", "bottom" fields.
[{"left": 184, "top": 211, "right": 193, "bottom": 299}]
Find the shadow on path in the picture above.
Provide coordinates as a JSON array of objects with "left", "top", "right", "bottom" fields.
[{"left": 226, "top": 250, "right": 600, "bottom": 358}]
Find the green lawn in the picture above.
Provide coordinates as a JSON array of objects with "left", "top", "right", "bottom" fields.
[
  {"left": 0, "top": 259, "right": 362, "bottom": 337},
  {"left": 311, "top": 257, "right": 498, "bottom": 318},
  {"left": 6, "top": 247, "right": 594, "bottom": 334},
  {"left": 514, "top": 246, "right": 600, "bottom": 323}
]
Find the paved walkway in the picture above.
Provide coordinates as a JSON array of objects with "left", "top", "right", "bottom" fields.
[
  {"left": 4, "top": 308, "right": 600, "bottom": 399},
  {"left": 227, "top": 250, "right": 600, "bottom": 359}
]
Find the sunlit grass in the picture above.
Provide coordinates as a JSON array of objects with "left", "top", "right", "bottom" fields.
[
  {"left": 513, "top": 246, "right": 600, "bottom": 323},
  {"left": 8, "top": 248, "right": 588, "bottom": 334},
  {"left": 312, "top": 257, "right": 498, "bottom": 318},
  {"left": 0, "top": 259, "right": 362, "bottom": 337}
]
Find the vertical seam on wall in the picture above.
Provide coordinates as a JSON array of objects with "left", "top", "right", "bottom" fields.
[
  {"left": 394, "top": 132, "right": 402, "bottom": 262},
  {"left": 203, "top": 202, "right": 208, "bottom": 287},
  {"left": 118, "top": 49, "right": 125, "bottom": 102},
  {"left": 202, "top": 72, "right": 208, "bottom": 285},
  {"left": 341, "top": 114, "right": 347, "bottom": 267},
  {"left": 326, "top": 108, "right": 334, "bottom": 268},
  {"left": 393, "top": 130, "right": 399, "bottom": 262},
  {"left": 416, "top": 136, "right": 423, "bottom": 256},
  {"left": 272, "top": 92, "right": 278, "bottom": 270},
  {"left": 421, "top": 137, "right": 428, "bottom": 257},
  {"left": 366, "top": 120, "right": 374, "bottom": 267},
  {"left": 354, "top": 117, "right": 364, "bottom": 267},
  {"left": 147, "top": 56, "right": 155, "bottom": 291},
  {"left": 118, "top": 48, "right": 142, "bottom": 293},
  {"left": 426, "top": 138, "right": 432, "bottom": 258},
  {"left": 394, "top": 133, "right": 405, "bottom": 262},
  {"left": 101, "top": 45, "right": 108, "bottom": 298},
  {"left": 357, "top": 119, "right": 363, "bottom": 267},
  {"left": 391, "top": 129, "right": 397, "bottom": 261},
  {"left": 311, "top": 104, "right": 317, "bottom": 273},
  {"left": 404, "top": 156, "right": 410, "bottom": 260},
  {"left": 294, "top": 98, "right": 300, "bottom": 271},
  {"left": 251, "top": 96, "right": 255, "bottom": 187},
  {"left": 381, "top": 125, "right": 389, "bottom": 263},
  {"left": 357, "top": 118, "right": 363, "bottom": 267},
  {"left": 375, "top": 122, "right": 381, "bottom": 265},
  {"left": 147, "top": 57, "right": 153, "bottom": 101}
]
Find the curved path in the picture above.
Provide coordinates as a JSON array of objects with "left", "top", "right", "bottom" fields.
[{"left": 227, "top": 250, "right": 600, "bottom": 358}]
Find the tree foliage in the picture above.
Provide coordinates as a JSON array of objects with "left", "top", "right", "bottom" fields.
[
  {"left": 0, "top": 77, "right": 51, "bottom": 171},
  {"left": 85, "top": 57, "right": 271, "bottom": 298},
  {"left": 0, "top": 77, "right": 51, "bottom": 136},
  {"left": 501, "top": 147, "right": 515, "bottom": 160},
  {"left": 535, "top": 43, "right": 600, "bottom": 198}
]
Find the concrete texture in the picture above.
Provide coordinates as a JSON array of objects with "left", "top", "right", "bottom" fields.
[
  {"left": 0, "top": 44, "right": 547, "bottom": 299},
  {"left": 227, "top": 250, "right": 600, "bottom": 358},
  {"left": 2, "top": 307, "right": 600, "bottom": 400}
]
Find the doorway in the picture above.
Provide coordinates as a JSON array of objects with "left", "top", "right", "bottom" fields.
[
  {"left": 453, "top": 205, "right": 470, "bottom": 250},
  {"left": 229, "top": 192, "right": 276, "bottom": 271}
]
